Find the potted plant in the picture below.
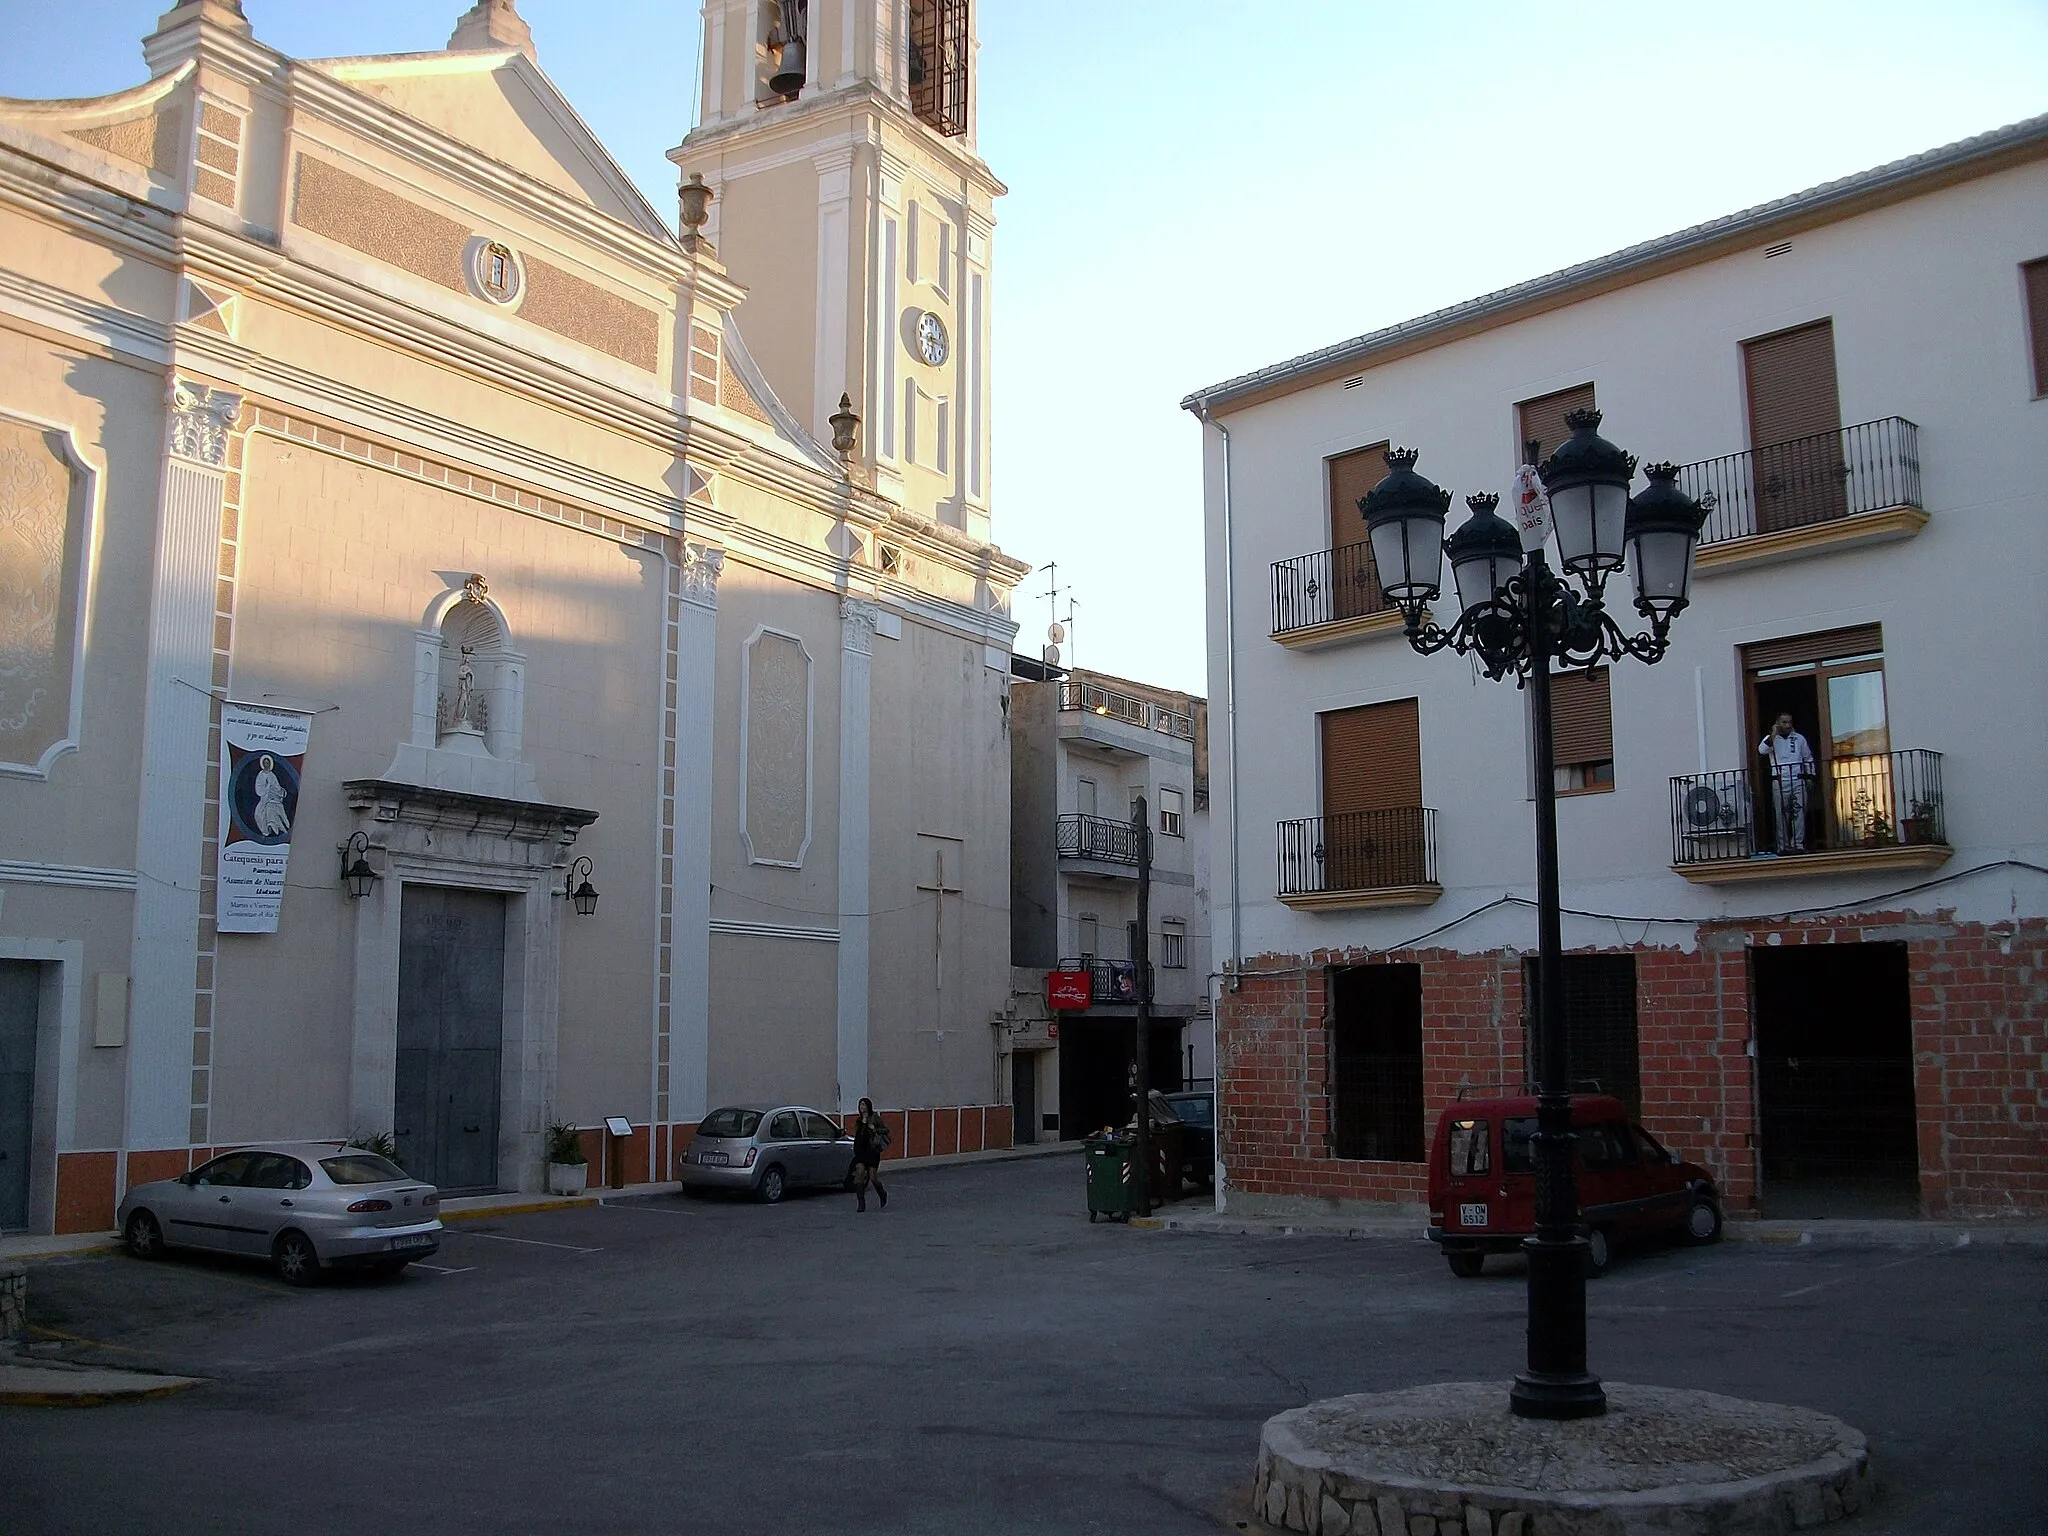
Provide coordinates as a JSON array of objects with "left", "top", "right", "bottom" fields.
[
  {"left": 1863, "top": 809, "right": 1895, "bottom": 847},
  {"left": 1901, "top": 798, "right": 1937, "bottom": 845},
  {"left": 546, "top": 1120, "right": 588, "bottom": 1195}
]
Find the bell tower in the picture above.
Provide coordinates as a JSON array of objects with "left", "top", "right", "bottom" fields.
[{"left": 671, "top": 0, "right": 1002, "bottom": 542}]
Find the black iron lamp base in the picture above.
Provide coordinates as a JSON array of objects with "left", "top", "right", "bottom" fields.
[{"left": 1510, "top": 1370, "right": 1609, "bottom": 1419}]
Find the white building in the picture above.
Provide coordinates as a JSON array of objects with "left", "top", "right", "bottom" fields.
[
  {"left": 1007, "top": 666, "right": 1212, "bottom": 1141},
  {"left": 1183, "top": 117, "right": 2048, "bottom": 1220}
]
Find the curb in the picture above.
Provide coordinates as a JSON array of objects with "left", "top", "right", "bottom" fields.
[
  {"left": 0, "top": 1376, "right": 205, "bottom": 1408},
  {"left": 440, "top": 1196, "right": 600, "bottom": 1222}
]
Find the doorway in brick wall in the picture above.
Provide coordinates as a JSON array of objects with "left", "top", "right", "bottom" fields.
[
  {"left": 1752, "top": 942, "right": 1919, "bottom": 1218},
  {"left": 1329, "top": 964, "right": 1424, "bottom": 1163}
]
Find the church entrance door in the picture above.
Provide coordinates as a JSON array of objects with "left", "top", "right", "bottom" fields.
[{"left": 395, "top": 887, "right": 506, "bottom": 1193}]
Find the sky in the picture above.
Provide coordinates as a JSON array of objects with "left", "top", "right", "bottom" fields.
[{"left": 4, "top": 2, "right": 2046, "bottom": 695}]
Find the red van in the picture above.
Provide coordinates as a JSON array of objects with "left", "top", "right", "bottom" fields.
[{"left": 1426, "top": 1093, "right": 1722, "bottom": 1278}]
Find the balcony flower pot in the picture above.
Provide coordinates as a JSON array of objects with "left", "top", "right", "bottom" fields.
[{"left": 1901, "top": 816, "right": 1935, "bottom": 846}]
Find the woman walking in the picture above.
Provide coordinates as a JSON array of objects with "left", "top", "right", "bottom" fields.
[{"left": 851, "top": 1097, "right": 889, "bottom": 1211}]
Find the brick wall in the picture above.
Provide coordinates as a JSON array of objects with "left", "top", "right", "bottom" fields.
[{"left": 1217, "top": 914, "right": 2046, "bottom": 1219}]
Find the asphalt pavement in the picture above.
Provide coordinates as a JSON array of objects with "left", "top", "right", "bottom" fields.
[{"left": 4, "top": 1154, "right": 2044, "bottom": 1534}]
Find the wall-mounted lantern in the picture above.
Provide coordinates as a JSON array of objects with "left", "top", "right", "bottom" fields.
[
  {"left": 339, "top": 831, "right": 378, "bottom": 900},
  {"left": 565, "top": 856, "right": 599, "bottom": 918}
]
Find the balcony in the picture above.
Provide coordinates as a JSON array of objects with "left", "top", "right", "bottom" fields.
[
  {"left": 1670, "top": 748, "right": 1950, "bottom": 884},
  {"left": 1056, "top": 957, "right": 1147, "bottom": 1007},
  {"left": 1058, "top": 680, "right": 1195, "bottom": 745},
  {"left": 1679, "top": 417, "right": 1926, "bottom": 575},
  {"left": 1269, "top": 541, "right": 1410, "bottom": 649},
  {"left": 1276, "top": 807, "right": 1441, "bottom": 910},
  {"left": 1058, "top": 813, "right": 1140, "bottom": 874}
]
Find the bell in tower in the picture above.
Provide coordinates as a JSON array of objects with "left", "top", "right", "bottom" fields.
[{"left": 766, "top": 1, "right": 807, "bottom": 98}]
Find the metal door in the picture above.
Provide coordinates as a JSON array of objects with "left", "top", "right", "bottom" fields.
[
  {"left": 395, "top": 887, "right": 506, "bottom": 1192},
  {"left": 1012, "top": 1051, "right": 1036, "bottom": 1145},
  {"left": 0, "top": 962, "right": 38, "bottom": 1228}
]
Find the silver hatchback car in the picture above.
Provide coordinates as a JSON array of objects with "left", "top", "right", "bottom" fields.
[
  {"left": 118, "top": 1143, "right": 442, "bottom": 1285},
  {"left": 680, "top": 1104, "right": 855, "bottom": 1203}
]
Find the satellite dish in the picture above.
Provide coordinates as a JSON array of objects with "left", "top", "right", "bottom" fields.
[
  {"left": 1047, "top": 622, "right": 1066, "bottom": 644},
  {"left": 1041, "top": 643, "right": 1062, "bottom": 666}
]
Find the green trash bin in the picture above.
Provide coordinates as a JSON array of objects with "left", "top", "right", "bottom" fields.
[{"left": 1084, "top": 1133, "right": 1136, "bottom": 1222}]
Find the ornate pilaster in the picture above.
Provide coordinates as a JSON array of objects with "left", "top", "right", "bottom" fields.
[
  {"left": 128, "top": 376, "right": 243, "bottom": 1155},
  {"left": 668, "top": 538, "right": 723, "bottom": 1127},
  {"left": 835, "top": 593, "right": 876, "bottom": 1110}
]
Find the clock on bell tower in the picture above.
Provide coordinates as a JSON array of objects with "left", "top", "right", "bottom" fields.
[{"left": 671, "top": 0, "right": 1002, "bottom": 543}]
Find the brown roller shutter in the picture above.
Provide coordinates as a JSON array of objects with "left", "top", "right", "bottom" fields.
[
  {"left": 1517, "top": 383, "right": 1596, "bottom": 466},
  {"left": 1320, "top": 699, "right": 1426, "bottom": 889},
  {"left": 1322, "top": 699, "right": 1421, "bottom": 813},
  {"left": 1549, "top": 667, "right": 1612, "bottom": 770},
  {"left": 1740, "top": 624, "right": 1883, "bottom": 673},
  {"left": 1327, "top": 442, "right": 1389, "bottom": 618},
  {"left": 1744, "top": 320, "right": 1846, "bottom": 532},
  {"left": 2026, "top": 258, "right": 2048, "bottom": 397}
]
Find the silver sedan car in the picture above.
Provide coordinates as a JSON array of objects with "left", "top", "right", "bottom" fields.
[
  {"left": 680, "top": 1104, "right": 856, "bottom": 1203},
  {"left": 117, "top": 1143, "right": 442, "bottom": 1285}
]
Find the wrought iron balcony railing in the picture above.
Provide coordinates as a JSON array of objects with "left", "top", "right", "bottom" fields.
[
  {"left": 1056, "top": 957, "right": 1148, "bottom": 1005},
  {"left": 1057, "top": 813, "right": 1141, "bottom": 866},
  {"left": 1057, "top": 680, "right": 1196, "bottom": 741},
  {"left": 1277, "top": 806, "right": 1438, "bottom": 897},
  {"left": 1270, "top": 540, "right": 1395, "bottom": 637},
  {"left": 1670, "top": 748, "right": 1944, "bottom": 865},
  {"left": 1676, "top": 417, "right": 1920, "bottom": 548}
]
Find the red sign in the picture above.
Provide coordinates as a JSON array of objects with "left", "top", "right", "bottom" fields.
[
  {"left": 1047, "top": 970, "right": 1093, "bottom": 1010},
  {"left": 1048, "top": 1022, "right": 1058, "bottom": 1039}
]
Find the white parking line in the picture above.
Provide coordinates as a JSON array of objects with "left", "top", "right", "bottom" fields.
[
  {"left": 410, "top": 1263, "right": 476, "bottom": 1275},
  {"left": 1780, "top": 1251, "right": 1929, "bottom": 1299},
  {"left": 449, "top": 1231, "right": 601, "bottom": 1254}
]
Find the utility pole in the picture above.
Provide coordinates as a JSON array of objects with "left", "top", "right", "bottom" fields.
[{"left": 1132, "top": 793, "right": 1153, "bottom": 1218}]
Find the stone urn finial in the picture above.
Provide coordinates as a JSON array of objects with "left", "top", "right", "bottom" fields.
[
  {"left": 829, "top": 393, "right": 861, "bottom": 460},
  {"left": 680, "top": 173, "right": 714, "bottom": 253}
]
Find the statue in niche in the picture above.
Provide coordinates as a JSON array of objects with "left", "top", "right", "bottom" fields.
[{"left": 438, "top": 645, "right": 488, "bottom": 736}]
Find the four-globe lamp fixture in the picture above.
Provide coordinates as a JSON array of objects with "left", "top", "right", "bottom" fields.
[{"left": 1361, "top": 409, "right": 1709, "bottom": 682}]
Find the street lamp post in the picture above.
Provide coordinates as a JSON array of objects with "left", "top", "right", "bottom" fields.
[{"left": 1359, "top": 410, "right": 1708, "bottom": 1420}]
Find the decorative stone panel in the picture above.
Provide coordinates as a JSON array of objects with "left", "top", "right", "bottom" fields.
[
  {"left": 0, "top": 413, "right": 96, "bottom": 776},
  {"left": 741, "top": 628, "right": 811, "bottom": 866}
]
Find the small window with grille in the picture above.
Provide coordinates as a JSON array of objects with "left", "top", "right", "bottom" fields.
[
  {"left": 2024, "top": 256, "right": 2048, "bottom": 397},
  {"left": 1521, "top": 953, "right": 1640, "bottom": 1115}
]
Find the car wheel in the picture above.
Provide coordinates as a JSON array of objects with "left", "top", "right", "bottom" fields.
[
  {"left": 273, "top": 1229, "right": 322, "bottom": 1287},
  {"left": 125, "top": 1210, "right": 164, "bottom": 1260},
  {"left": 1684, "top": 1193, "right": 1724, "bottom": 1245},
  {"left": 1446, "top": 1251, "right": 1485, "bottom": 1279},
  {"left": 1583, "top": 1226, "right": 1612, "bottom": 1278},
  {"left": 755, "top": 1165, "right": 786, "bottom": 1204}
]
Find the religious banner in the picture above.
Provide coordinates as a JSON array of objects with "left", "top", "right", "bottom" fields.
[{"left": 216, "top": 701, "right": 311, "bottom": 934}]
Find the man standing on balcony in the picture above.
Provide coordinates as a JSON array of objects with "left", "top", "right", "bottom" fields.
[{"left": 1759, "top": 712, "right": 1817, "bottom": 854}]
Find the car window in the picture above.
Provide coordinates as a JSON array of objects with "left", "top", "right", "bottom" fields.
[
  {"left": 1632, "top": 1126, "right": 1671, "bottom": 1165},
  {"left": 320, "top": 1153, "right": 407, "bottom": 1185},
  {"left": 698, "top": 1108, "right": 761, "bottom": 1139},
  {"left": 194, "top": 1151, "right": 261, "bottom": 1187},
  {"left": 1447, "top": 1118, "right": 1491, "bottom": 1176},
  {"left": 1579, "top": 1122, "right": 1637, "bottom": 1169},
  {"left": 1502, "top": 1118, "right": 1536, "bottom": 1174},
  {"left": 1169, "top": 1096, "right": 1214, "bottom": 1128},
  {"left": 244, "top": 1154, "right": 310, "bottom": 1190},
  {"left": 767, "top": 1111, "right": 801, "bottom": 1141},
  {"left": 800, "top": 1111, "right": 840, "bottom": 1140}
]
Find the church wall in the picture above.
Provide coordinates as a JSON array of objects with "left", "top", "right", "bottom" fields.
[
  {"left": 699, "top": 156, "right": 819, "bottom": 426},
  {"left": 229, "top": 298, "right": 678, "bottom": 506},
  {"left": 206, "top": 433, "right": 664, "bottom": 1143},
  {"left": 706, "top": 929, "right": 839, "bottom": 1109},
  {"left": 864, "top": 615, "right": 1011, "bottom": 1110}
]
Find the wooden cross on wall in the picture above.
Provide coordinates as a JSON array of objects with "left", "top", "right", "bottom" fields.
[{"left": 917, "top": 847, "right": 963, "bottom": 994}]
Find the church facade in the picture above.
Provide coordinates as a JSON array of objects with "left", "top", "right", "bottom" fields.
[{"left": 0, "top": 0, "right": 1028, "bottom": 1235}]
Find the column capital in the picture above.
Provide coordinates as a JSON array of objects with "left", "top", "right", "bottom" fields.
[
  {"left": 168, "top": 378, "right": 241, "bottom": 468},
  {"left": 841, "top": 596, "right": 878, "bottom": 655},
  {"left": 680, "top": 540, "right": 726, "bottom": 609}
]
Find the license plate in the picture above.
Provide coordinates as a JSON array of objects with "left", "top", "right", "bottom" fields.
[
  {"left": 391, "top": 1234, "right": 436, "bottom": 1250},
  {"left": 1459, "top": 1203, "right": 1489, "bottom": 1229},
  {"left": 700, "top": 1151, "right": 729, "bottom": 1166}
]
